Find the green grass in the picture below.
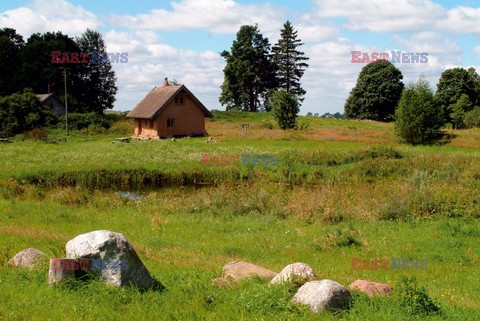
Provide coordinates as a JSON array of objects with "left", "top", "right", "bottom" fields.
[
  {"left": 0, "top": 111, "right": 479, "bottom": 320},
  {"left": 0, "top": 192, "right": 478, "bottom": 320}
]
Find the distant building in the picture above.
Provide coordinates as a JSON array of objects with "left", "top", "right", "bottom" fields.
[
  {"left": 127, "top": 78, "right": 213, "bottom": 139},
  {"left": 35, "top": 93, "right": 64, "bottom": 116}
]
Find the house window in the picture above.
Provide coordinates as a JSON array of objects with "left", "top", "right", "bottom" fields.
[
  {"left": 167, "top": 118, "right": 175, "bottom": 127},
  {"left": 175, "top": 97, "right": 184, "bottom": 105},
  {"left": 149, "top": 120, "right": 154, "bottom": 128}
]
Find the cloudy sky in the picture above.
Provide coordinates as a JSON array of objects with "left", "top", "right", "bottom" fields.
[{"left": 1, "top": 0, "right": 479, "bottom": 114}]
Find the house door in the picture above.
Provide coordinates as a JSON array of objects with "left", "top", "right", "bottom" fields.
[{"left": 138, "top": 120, "right": 142, "bottom": 136}]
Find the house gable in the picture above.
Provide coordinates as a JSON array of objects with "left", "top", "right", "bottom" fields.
[{"left": 127, "top": 85, "right": 213, "bottom": 120}]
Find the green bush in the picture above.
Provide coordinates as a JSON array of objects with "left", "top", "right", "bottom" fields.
[
  {"left": 395, "top": 277, "right": 441, "bottom": 316},
  {"left": 0, "top": 89, "right": 57, "bottom": 138},
  {"left": 108, "top": 119, "right": 134, "bottom": 135},
  {"left": 294, "top": 120, "right": 309, "bottom": 131},
  {"left": 464, "top": 106, "right": 480, "bottom": 128},
  {"left": 59, "top": 112, "right": 112, "bottom": 130},
  {"left": 395, "top": 77, "right": 444, "bottom": 144},
  {"left": 260, "top": 120, "right": 276, "bottom": 129},
  {"left": 271, "top": 90, "right": 299, "bottom": 129}
]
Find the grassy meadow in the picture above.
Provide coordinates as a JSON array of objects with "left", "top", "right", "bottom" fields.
[{"left": 0, "top": 111, "right": 479, "bottom": 320}]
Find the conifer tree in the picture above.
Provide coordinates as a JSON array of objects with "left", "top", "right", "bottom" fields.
[
  {"left": 272, "top": 21, "right": 309, "bottom": 103},
  {"left": 219, "top": 25, "right": 277, "bottom": 112}
]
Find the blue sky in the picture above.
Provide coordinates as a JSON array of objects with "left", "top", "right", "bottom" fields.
[{"left": 1, "top": 0, "right": 479, "bottom": 114}]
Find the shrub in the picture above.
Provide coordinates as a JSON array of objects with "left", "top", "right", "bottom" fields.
[
  {"left": 59, "top": 112, "right": 112, "bottom": 131},
  {"left": 109, "top": 119, "right": 134, "bottom": 135},
  {"left": 260, "top": 120, "right": 276, "bottom": 129},
  {"left": 395, "top": 277, "right": 441, "bottom": 316},
  {"left": 0, "top": 89, "right": 57, "bottom": 138},
  {"left": 464, "top": 106, "right": 480, "bottom": 128},
  {"left": 271, "top": 90, "right": 299, "bottom": 129},
  {"left": 294, "top": 120, "right": 309, "bottom": 131},
  {"left": 395, "top": 76, "right": 444, "bottom": 144}
]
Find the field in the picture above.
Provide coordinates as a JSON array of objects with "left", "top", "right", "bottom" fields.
[{"left": 1, "top": 111, "right": 479, "bottom": 320}]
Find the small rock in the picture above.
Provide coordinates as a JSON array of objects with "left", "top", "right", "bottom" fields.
[
  {"left": 292, "top": 280, "right": 351, "bottom": 313},
  {"left": 8, "top": 248, "right": 47, "bottom": 270},
  {"left": 222, "top": 261, "right": 277, "bottom": 281},
  {"left": 206, "top": 136, "right": 217, "bottom": 143},
  {"left": 270, "top": 262, "right": 315, "bottom": 286},
  {"left": 349, "top": 279, "right": 392, "bottom": 297},
  {"left": 66, "top": 230, "right": 157, "bottom": 289}
]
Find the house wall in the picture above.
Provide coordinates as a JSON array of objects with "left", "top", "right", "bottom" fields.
[
  {"left": 133, "top": 94, "right": 207, "bottom": 139},
  {"left": 134, "top": 118, "right": 159, "bottom": 139},
  {"left": 45, "top": 97, "right": 65, "bottom": 116},
  {"left": 155, "top": 94, "right": 206, "bottom": 138}
]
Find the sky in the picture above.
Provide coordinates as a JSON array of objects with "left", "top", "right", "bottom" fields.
[{"left": 0, "top": 0, "right": 479, "bottom": 115}]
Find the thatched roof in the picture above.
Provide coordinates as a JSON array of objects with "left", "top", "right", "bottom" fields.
[{"left": 126, "top": 85, "right": 213, "bottom": 119}]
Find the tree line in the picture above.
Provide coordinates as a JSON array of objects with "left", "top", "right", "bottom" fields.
[
  {"left": 0, "top": 27, "right": 117, "bottom": 113},
  {"left": 0, "top": 27, "right": 117, "bottom": 137},
  {"left": 344, "top": 60, "right": 480, "bottom": 144}
]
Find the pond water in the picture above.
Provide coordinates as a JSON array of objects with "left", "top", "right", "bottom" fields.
[{"left": 115, "top": 191, "right": 143, "bottom": 202}]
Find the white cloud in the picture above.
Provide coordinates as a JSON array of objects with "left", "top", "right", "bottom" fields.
[
  {"left": 312, "top": 0, "right": 480, "bottom": 35},
  {"left": 104, "top": 30, "right": 224, "bottom": 111},
  {"left": 440, "top": 6, "right": 480, "bottom": 34},
  {"left": 314, "top": 0, "right": 445, "bottom": 32},
  {"left": 111, "top": 0, "right": 285, "bottom": 35},
  {"left": 0, "top": 0, "right": 99, "bottom": 37}
]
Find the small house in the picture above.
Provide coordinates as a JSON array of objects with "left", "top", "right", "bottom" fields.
[
  {"left": 36, "top": 93, "right": 64, "bottom": 116},
  {"left": 127, "top": 78, "right": 213, "bottom": 139}
]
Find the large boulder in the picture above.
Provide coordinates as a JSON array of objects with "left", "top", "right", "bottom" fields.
[
  {"left": 222, "top": 261, "right": 277, "bottom": 281},
  {"left": 292, "top": 280, "right": 351, "bottom": 313},
  {"left": 8, "top": 248, "right": 47, "bottom": 270},
  {"left": 270, "top": 262, "right": 315, "bottom": 286},
  {"left": 66, "top": 230, "right": 156, "bottom": 289},
  {"left": 349, "top": 279, "right": 392, "bottom": 297}
]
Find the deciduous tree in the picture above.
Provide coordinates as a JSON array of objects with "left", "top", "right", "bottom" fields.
[
  {"left": 344, "top": 61, "right": 404, "bottom": 121},
  {"left": 75, "top": 28, "right": 118, "bottom": 112}
]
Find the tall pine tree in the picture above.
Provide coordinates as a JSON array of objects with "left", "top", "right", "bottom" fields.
[
  {"left": 75, "top": 29, "right": 117, "bottom": 113},
  {"left": 219, "top": 25, "right": 277, "bottom": 112},
  {"left": 272, "top": 21, "right": 309, "bottom": 103}
]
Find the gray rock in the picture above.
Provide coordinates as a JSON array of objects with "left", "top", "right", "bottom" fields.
[
  {"left": 66, "top": 230, "right": 156, "bottom": 289},
  {"left": 8, "top": 248, "right": 47, "bottom": 270},
  {"left": 292, "top": 280, "right": 351, "bottom": 313},
  {"left": 222, "top": 261, "right": 277, "bottom": 281},
  {"left": 270, "top": 262, "right": 315, "bottom": 286}
]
